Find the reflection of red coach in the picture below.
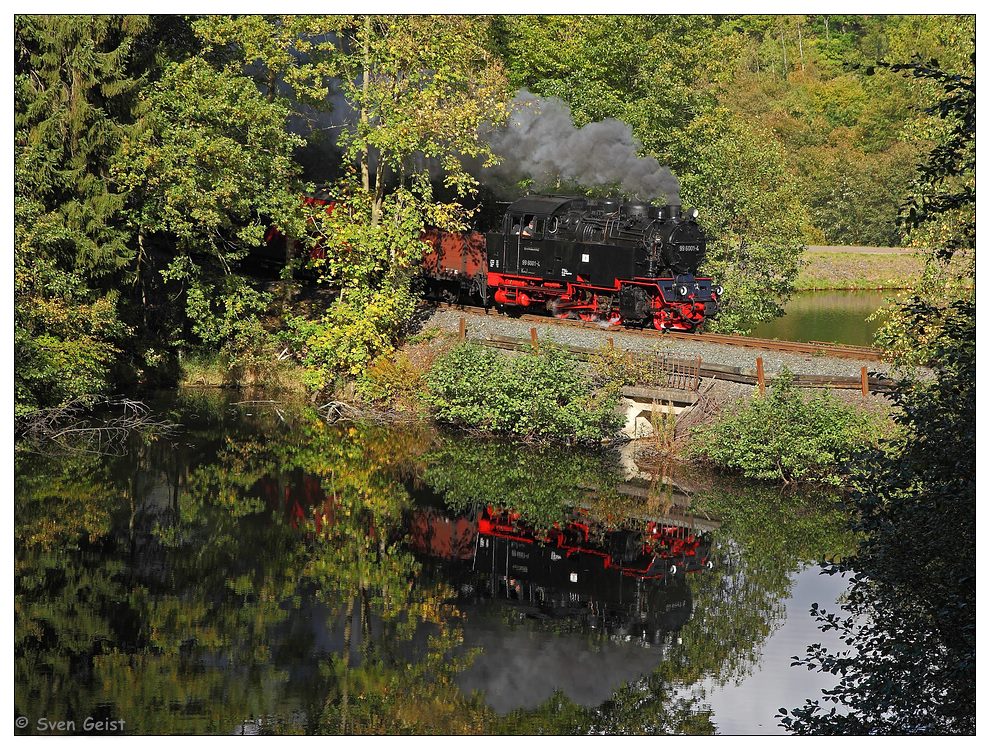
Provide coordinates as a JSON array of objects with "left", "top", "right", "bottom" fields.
[{"left": 407, "top": 505, "right": 478, "bottom": 561}]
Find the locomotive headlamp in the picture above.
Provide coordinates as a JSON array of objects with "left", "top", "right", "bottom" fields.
[
  {"left": 688, "top": 207, "right": 699, "bottom": 220},
  {"left": 677, "top": 285, "right": 689, "bottom": 296},
  {"left": 715, "top": 285, "right": 724, "bottom": 296}
]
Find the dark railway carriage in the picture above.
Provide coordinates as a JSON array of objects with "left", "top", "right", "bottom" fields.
[{"left": 423, "top": 194, "right": 722, "bottom": 331}]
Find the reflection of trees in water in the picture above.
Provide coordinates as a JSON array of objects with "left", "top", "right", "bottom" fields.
[
  {"left": 14, "top": 397, "right": 482, "bottom": 734},
  {"left": 681, "top": 484, "right": 854, "bottom": 689},
  {"left": 14, "top": 398, "right": 854, "bottom": 735},
  {"left": 14, "top": 400, "right": 306, "bottom": 733},
  {"left": 413, "top": 436, "right": 854, "bottom": 732}
]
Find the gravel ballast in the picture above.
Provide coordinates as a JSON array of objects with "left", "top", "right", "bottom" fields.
[{"left": 419, "top": 307, "right": 894, "bottom": 380}]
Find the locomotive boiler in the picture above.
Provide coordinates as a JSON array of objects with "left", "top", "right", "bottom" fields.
[{"left": 423, "top": 194, "right": 722, "bottom": 332}]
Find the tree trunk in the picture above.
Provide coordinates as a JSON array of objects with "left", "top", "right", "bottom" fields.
[
  {"left": 798, "top": 24, "right": 805, "bottom": 72},
  {"left": 360, "top": 16, "right": 371, "bottom": 199}
]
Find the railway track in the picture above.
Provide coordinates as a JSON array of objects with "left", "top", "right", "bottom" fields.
[{"left": 433, "top": 303, "right": 885, "bottom": 361}]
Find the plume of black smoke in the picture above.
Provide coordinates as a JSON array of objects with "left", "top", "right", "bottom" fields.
[{"left": 483, "top": 90, "right": 680, "bottom": 204}]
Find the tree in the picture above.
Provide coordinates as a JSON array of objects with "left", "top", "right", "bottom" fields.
[
  {"left": 287, "top": 16, "right": 511, "bottom": 384},
  {"left": 330, "top": 15, "right": 510, "bottom": 226},
  {"left": 14, "top": 15, "right": 149, "bottom": 274},
  {"left": 781, "top": 54, "right": 975, "bottom": 735},
  {"left": 870, "top": 52, "right": 975, "bottom": 365},
  {"left": 672, "top": 109, "right": 811, "bottom": 333},
  {"left": 13, "top": 16, "right": 155, "bottom": 411},
  {"left": 110, "top": 47, "right": 309, "bottom": 377}
]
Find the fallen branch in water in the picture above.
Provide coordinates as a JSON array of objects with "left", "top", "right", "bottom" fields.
[
  {"left": 16, "top": 396, "right": 180, "bottom": 456},
  {"left": 317, "top": 400, "right": 421, "bottom": 425}
]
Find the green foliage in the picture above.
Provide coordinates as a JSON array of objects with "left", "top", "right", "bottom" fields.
[
  {"left": 894, "top": 55, "right": 975, "bottom": 256},
  {"left": 795, "top": 143, "right": 918, "bottom": 246},
  {"left": 14, "top": 15, "right": 149, "bottom": 274},
  {"left": 330, "top": 15, "right": 510, "bottom": 225},
  {"left": 871, "top": 53, "right": 975, "bottom": 365},
  {"left": 279, "top": 15, "right": 511, "bottom": 386},
  {"left": 422, "top": 434, "right": 624, "bottom": 531},
  {"left": 781, "top": 299, "right": 975, "bottom": 735},
  {"left": 422, "top": 342, "right": 623, "bottom": 443},
  {"left": 673, "top": 110, "right": 810, "bottom": 333},
  {"left": 288, "top": 283, "right": 418, "bottom": 387},
  {"left": 14, "top": 253, "right": 130, "bottom": 415},
  {"left": 114, "top": 56, "right": 306, "bottom": 258},
  {"left": 356, "top": 352, "right": 425, "bottom": 408},
  {"left": 871, "top": 261, "right": 974, "bottom": 367},
  {"left": 691, "top": 371, "right": 888, "bottom": 484},
  {"left": 781, "top": 50, "right": 975, "bottom": 734},
  {"left": 192, "top": 15, "right": 341, "bottom": 107}
]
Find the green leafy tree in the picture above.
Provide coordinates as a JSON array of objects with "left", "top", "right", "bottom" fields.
[
  {"left": 780, "top": 300, "right": 975, "bottom": 735},
  {"left": 14, "top": 15, "right": 149, "bottom": 274},
  {"left": 287, "top": 16, "right": 510, "bottom": 382},
  {"left": 13, "top": 16, "right": 155, "bottom": 411},
  {"left": 112, "top": 55, "right": 306, "bottom": 372},
  {"left": 871, "top": 52, "right": 975, "bottom": 365},
  {"left": 782, "top": 53, "right": 975, "bottom": 735},
  {"left": 673, "top": 110, "right": 811, "bottom": 333}
]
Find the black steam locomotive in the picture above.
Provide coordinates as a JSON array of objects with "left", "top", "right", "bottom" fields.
[{"left": 423, "top": 195, "right": 722, "bottom": 332}]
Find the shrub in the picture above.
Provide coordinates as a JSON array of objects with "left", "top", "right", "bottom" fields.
[
  {"left": 14, "top": 256, "right": 130, "bottom": 415},
  {"left": 357, "top": 353, "right": 425, "bottom": 408},
  {"left": 286, "top": 284, "right": 418, "bottom": 391},
  {"left": 690, "top": 370, "right": 889, "bottom": 484},
  {"left": 422, "top": 342, "right": 623, "bottom": 443}
]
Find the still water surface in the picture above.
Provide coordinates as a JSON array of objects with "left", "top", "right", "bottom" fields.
[
  {"left": 14, "top": 394, "right": 853, "bottom": 735},
  {"left": 749, "top": 290, "right": 889, "bottom": 346}
]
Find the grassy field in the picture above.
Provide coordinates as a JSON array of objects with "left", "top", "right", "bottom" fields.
[{"left": 795, "top": 250, "right": 926, "bottom": 291}]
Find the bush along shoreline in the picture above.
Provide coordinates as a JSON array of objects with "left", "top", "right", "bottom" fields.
[
  {"left": 421, "top": 341, "right": 624, "bottom": 445},
  {"left": 689, "top": 369, "right": 894, "bottom": 486}
]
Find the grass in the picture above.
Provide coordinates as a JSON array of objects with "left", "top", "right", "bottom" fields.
[
  {"left": 795, "top": 249, "right": 976, "bottom": 291},
  {"left": 795, "top": 251, "right": 925, "bottom": 291},
  {"left": 179, "top": 352, "right": 310, "bottom": 393}
]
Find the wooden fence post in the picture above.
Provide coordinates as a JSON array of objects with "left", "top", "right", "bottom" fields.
[
  {"left": 861, "top": 366, "right": 869, "bottom": 400},
  {"left": 607, "top": 337, "right": 615, "bottom": 350},
  {"left": 530, "top": 327, "right": 539, "bottom": 353},
  {"left": 696, "top": 355, "right": 702, "bottom": 391},
  {"left": 458, "top": 317, "right": 466, "bottom": 341},
  {"left": 756, "top": 357, "right": 765, "bottom": 396}
]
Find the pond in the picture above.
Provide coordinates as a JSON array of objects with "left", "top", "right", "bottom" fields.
[
  {"left": 14, "top": 393, "right": 854, "bottom": 735},
  {"left": 748, "top": 290, "right": 890, "bottom": 347}
]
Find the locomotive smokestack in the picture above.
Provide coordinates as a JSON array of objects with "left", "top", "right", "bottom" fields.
[{"left": 483, "top": 90, "right": 681, "bottom": 204}]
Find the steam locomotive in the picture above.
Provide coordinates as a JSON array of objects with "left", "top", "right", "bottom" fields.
[{"left": 423, "top": 195, "right": 722, "bottom": 332}]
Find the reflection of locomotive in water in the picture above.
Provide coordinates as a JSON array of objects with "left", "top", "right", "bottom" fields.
[
  {"left": 258, "top": 468, "right": 717, "bottom": 647},
  {"left": 423, "top": 195, "right": 722, "bottom": 331},
  {"left": 407, "top": 503, "right": 717, "bottom": 647}
]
